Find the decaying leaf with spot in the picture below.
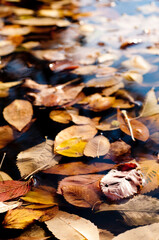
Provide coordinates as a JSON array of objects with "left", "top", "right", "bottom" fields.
[
  {"left": 84, "top": 135, "right": 110, "bottom": 158},
  {"left": 17, "top": 139, "right": 61, "bottom": 177},
  {"left": 117, "top": 109, "right": 149, "bottom": 141},
  {"left": 45, "top": 210, "right": 100, "bottom": 240},
  {"left": 43, "top": 161, "right": 114, "bottom": 175},
  {"left": 57, "top": 174, "right": 103, "bottom": 208},
  {"left": 3, "top": 100, "right": 33, "bottom": 131},
  {"left": 100, "top": 162, "right": 143, "bottom": 201}
]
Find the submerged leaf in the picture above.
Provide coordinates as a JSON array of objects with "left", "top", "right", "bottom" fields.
[
  {"left": 45, "top": 211, "right": 100, "bottom": 240},
  {"left": 3, "top": 100, "right": 33, "bottom": 131}
]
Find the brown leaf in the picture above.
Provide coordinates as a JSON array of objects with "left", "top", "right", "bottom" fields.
[
  {"left": 112, "top": 99, "right": 134, "bottom": 109},
  {"left": 49, "top": 110, "right": 72, "bottom": 124},
  {"left": 86, "top": 75, "right": 122, "bottom": 88},
  {"left": 84, "top": 135, "right": 110, "bottom": 158},
  {"left": 54, "top": 125, "right": 97, "bottom": 150},
  {"left": 117, "top": 109, "right": 149, "bottom": 141},
  {"left": 78, "top": 93, "right": 115, "bottom": 112},
  {"left": 3, "top": 100, "right": 33, "bottom": 131},
  {"left": 57, "top": 175, "right": 103, "bottom": 208},
  {"left": 0, "top": 179, "right": 32, "bottom": 202},
  {"left": 100, "top": 163, "right": 143, "bottom": 201},
  {"left": 0, "top": 125, "right": 14, "bottom": 149},
  {"left": 43, "top": 161, "right": 114, "bottom": 175}
]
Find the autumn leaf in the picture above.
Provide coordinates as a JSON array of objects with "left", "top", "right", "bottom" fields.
[
  {"left": 78, "top": 93, "right": 115, "bottom": 112},
  {"left": 140, "top": 160, "right": 159, "bottom": 193},
  {"left": 84, "top": 135, "right": 110, "bottom": 158},
  {"left": 0, "top": 179, "right": 32, "bottom": 202},
  {"left": 0, "top": 171, "right": 12, "bottom": 181},
  {"left": 49, "top": 110, "right": 72, "bottom": 124},
  {"left": 54, "top": 125, "right": 97, "bottom": 150},
  {"left": 55, "top": 137, "right": 87, "bottom": 157},
  {"left": 100, "top": 163, "right": 143, "bottom": 201},
  {"left": 0, "top": 125, "right": 14, "bottom": 149},
  {"left": 0, "top": 80, "right": 22, "bottom": 98},
  {"left": 86, "top": 75, "right": 122, "bottom": 88},
  {"left": 45, "top": 211, "right": 100, "bottom": 240},
  {"left": 117, "top": 109, "right": 149, "bottom": 141},
  {"left": 57, "top": 175, "right": 103, "bottom": 208},
  {"left": 0, "top": 201, "right": 21, "bottom": 213},
  {"left": 99, "top": 195, "right": 159, "bottom": 226},
  {"left": 113, "top": 223, "right": 159, "bottom": 240},
  {"left": 43, "top": 161, "right": 114, "bottom": 176},
  {"left": 3, "top": 99, "right": 33, "bottom": 131},
  {"left": 17, "top": 139, "right": 61, "bottom": 177},
  {"left": 140, "top": 88, "right": 159, "bottom": 117}
]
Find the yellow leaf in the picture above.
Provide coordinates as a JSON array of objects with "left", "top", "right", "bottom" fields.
[
  {"left": 3, "top": 208, "right": 43, "bottom": 229},
  {"left": 140, "top": 160, "right": 159, "bottom": 193},
  {"left": 21, "top": 188, "right": 57, "bottom": 205},
  {"left": 0, "top": 171, "right": 12, "bottom": 181},
  {"left": 55, "top": 138, "right": 87, "bottom": 157},
  {"left": 49, "top": 110, "right": 71, "bottom": 124}
]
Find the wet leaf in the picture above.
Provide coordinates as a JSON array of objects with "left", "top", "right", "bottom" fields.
[
  {"left": 3, "top": 208, "right": 45, "bottom": 229},
  {"left": 0, "top": 201, "right": 21, "bottom": 213},
  {"left": 86, "top": 76, "right": 121, "bottom": 88},
  {"left": 55, "top": 138, "right": 87, "bottom": 157},
  {"left": 0, "top": 171, "right": 12, "bottom": 181},
  {"left": 13, "top": 18, "right": 70, "bottom": 27},
  {"left": 57, "top": 175, "right": 103, "bottom": 208},
  {"left": 3, "top": 100, "right": 33, "bottom": 131},
  {"left": 123, "top": 70, "right": 143, "bottom": 84},
  {"left": 17, "top": 139, "right": 61, "bottom": 177},
  {"left": 49, "top": 110, "right": 72, "bottom": 124},
  {"left": 140, "top": 88, "right": 159, "bottom": 117},
  {"left": 113, "top": 223, "right": 159, "bottom": 240},
  {"left": 45, "top": 210, "right": 100, "bottom": 240},
  {"left": 117, "top": 109, "right": 149, "bottom": 141},
  {"left": 43, "top": 161, "right": 114, "bottom": 175},
  {"left": 0, "top": 179, "right": 32, "bottom": 202},
  {"left": 79, "top": 93, "right": 115, "bottom": 112},
  {"left": 140, "top": 160, "right": 159, "bottom": 194},
  {"left": 54, "top": 125, "right": 97, "bottom": 150},
  {"left": 0, "top": 125, "right": 14, "bottom": 149},
  {"left": 84, "top": 135, "right": 110, "bottom": 158},
  {"left": 0, "top": 80, "right": 22, "bottom": 98},
  {"left": 100, "top": 163, "right": 143, "bottom": 201},
  {"left": 112, "top": 99, "right": 134, "bottom": 109}
]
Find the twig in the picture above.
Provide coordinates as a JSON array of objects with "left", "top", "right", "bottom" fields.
[
  {"left": 122, "top": 110, "right": 135, "bottom": 141},
  {"left": 0, "top": 153, "right": 6, "bottom": 169}
]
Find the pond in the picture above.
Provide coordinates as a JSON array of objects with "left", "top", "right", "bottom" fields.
[{"left": 0, "top": 0, "right": 159, "bottom": 239}]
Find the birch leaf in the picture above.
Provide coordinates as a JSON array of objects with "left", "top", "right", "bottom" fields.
[
  {"left": 17, "top": 139, "right": 61, "bottom": 177},
  {"left": 140, "top": 160, "right": 159, "bottom": 193},
  {"left": 113, "top": 223, "right": 159, "bottom": 240},
  {"left": 140, "top": 88, "right": 159, "bottom": 117},
  {"left": 45, "top": 210, "right": 100, "bottom": 240},
  {"left": 3, "top": 100, "right": 33, "bottom": 131},
  {"left": 55, "top": 138, "right": 87, "bottom": 157},
  {"left": 84, "top": 135, "right": 110, "bottom": 158}
]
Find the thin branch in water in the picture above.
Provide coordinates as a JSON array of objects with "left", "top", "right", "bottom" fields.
[
  {"left": 122, "top": 110, "right": 135, "bottom": 141},
  {"left": 0, "top": 153, "right": 6, "bottom": 169}
]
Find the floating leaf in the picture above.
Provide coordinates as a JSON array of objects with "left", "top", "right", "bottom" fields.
[
  {"left": 123, "top": 70, "right": 143, "bottom": 84},
  {"left": 140, "top": 160, "right": 159, "bottom": 193},
  {"left": 100, "top": 163, "right": 143, "bottom": 201},
  {"left": 49, "top": 110, "right": 72, "bottom": 124},
  {"left": 140, "top": 88, "right": 159, "bottom": 117},
  {"left": 0, "top": 201, "right": 21, "bottom": 214},
  {"left": 117, "top": 109, "right": 149, "bottom": 141},
  {"left": 54, "top": 125, "right": 97, "bottom": 150},
  {"left": 0, "top": 179, "right": 32, "bottom": 202},
  {"left": 55, "top": 138, "right": 87, "bottom": 157},
  {"left": 3, "top": 100, "right": 33, "bottom": 131},
  {"left": 13, "top": 18, "right": 70, "bottom": 27},
  {"left": 0, "top": 80, "right": 22, "bottom": 98},
  {"left": 113, "top": 223, "right": 159, "bottom": 240},
  {"left": 84, "top": 135, "right": 110, "bottom": 158},
  {"left": 79, "top": 93, "right": 115, "bottom": 112},
  {"left": 57, "top": 175, "right": 103, "bottom": 208},
  {"left": 86, "top": 76, "right": 121, "bottom": 88},
  {"left": 45, "top": 211, "right": 100, "bottom": 240},
  {"left": 17, "top": 139, "right": 61, "bottom": 177},
  {"left": 0, "top": 171, "right": 12, "bottom": 181},
  {"left": 0, "top": 125, "right": 14, "bottom": 149},
  {"left": 43, "top": 161, "right": 114, "bottom": 175}
]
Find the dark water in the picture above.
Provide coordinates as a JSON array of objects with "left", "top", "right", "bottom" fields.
[{"left": 0, "top": 0, "right": 159, "bottom": 239}]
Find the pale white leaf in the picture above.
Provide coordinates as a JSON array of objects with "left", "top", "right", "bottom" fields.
[{"left": 0, "top": 201, "right": 21, "bottom": 213}]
